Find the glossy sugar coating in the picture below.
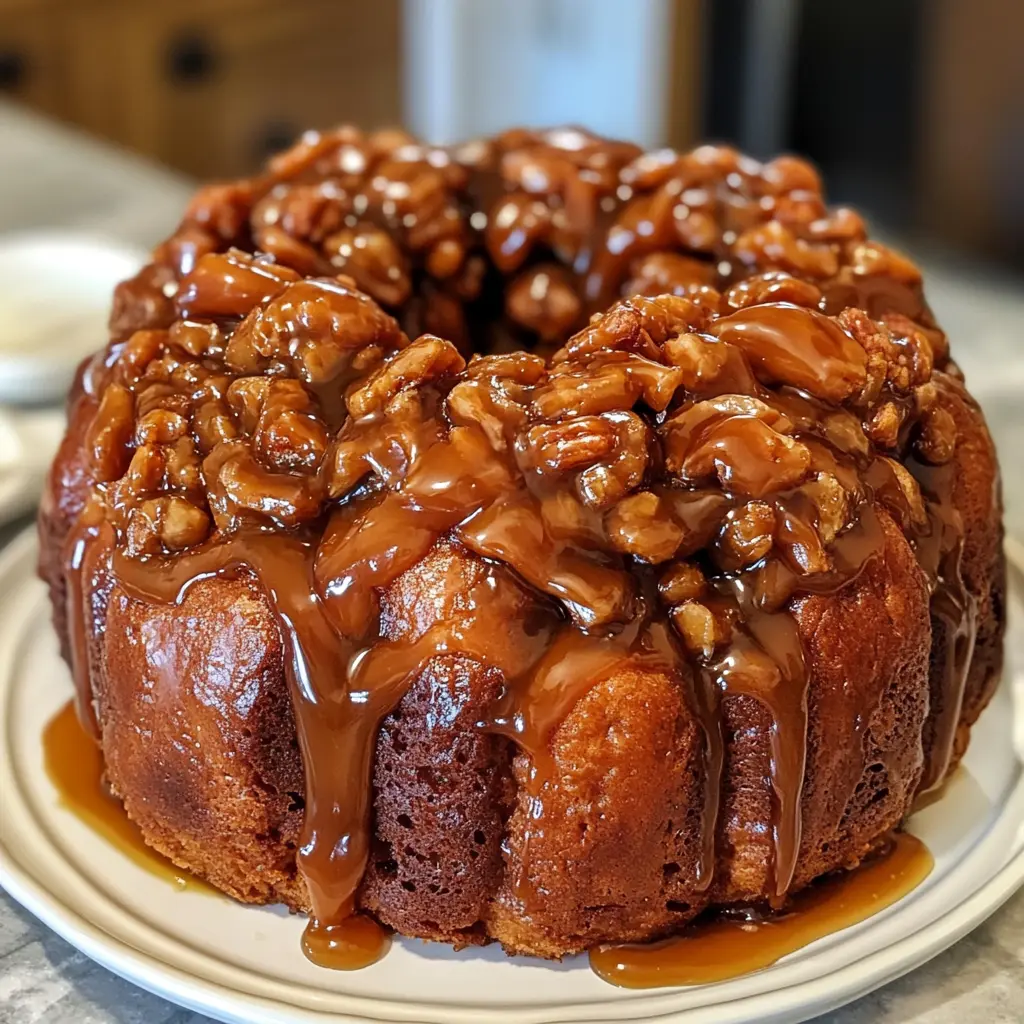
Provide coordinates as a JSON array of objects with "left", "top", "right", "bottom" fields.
[{"left": 38, "top": 126, "right": 1003, "bottom": 959}]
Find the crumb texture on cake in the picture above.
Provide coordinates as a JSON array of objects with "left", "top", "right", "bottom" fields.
[{"left": 38, "top": 126, "right": 1004, "bottom": 959}]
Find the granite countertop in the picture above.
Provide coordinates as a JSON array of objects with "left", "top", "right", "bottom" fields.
[{"left": 0, "top": 100, "right": 1021, "bottom": 1023}]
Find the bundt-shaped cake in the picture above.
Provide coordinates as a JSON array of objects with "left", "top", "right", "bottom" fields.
[{"left": 38, "top": 126, "right": 1004, "bottom": 963}]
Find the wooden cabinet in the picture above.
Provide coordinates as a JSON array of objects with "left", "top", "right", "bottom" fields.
[
  {"left": 920, "top": 0, "right": 1024, "bottom": 262},
  {"left": 1, "top": 0, "right": 401, "bottom": 178},
  {"left": 0, "top": 0, "right": 65, "bottom": 117}
]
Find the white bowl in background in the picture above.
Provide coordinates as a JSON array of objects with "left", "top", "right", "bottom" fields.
[{"left": 0, "top": 231, "right": 147, "bottom": 405}]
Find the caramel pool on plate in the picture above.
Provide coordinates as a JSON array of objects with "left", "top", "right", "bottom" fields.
[
  {"left": 43, "top": 699, "right": 213, "bottom": 894},
  {"left": 590, "top": 832, "right": 934, "bottom": 988}
]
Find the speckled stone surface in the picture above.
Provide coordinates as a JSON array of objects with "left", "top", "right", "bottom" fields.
[{"left": 0, "top": 100, "right": 1021, "bottom": 1023}]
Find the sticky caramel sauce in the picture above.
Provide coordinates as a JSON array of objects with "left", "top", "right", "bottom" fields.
[
  {"left": 301, "top": 915, "right": 392, "bottom": 971},
  {"left": 590, "top": 832, "right": 933, "bottom": 988},
  {"left": 42, "top": 700, "right": 213, "bottom": 893},
  {"left": 54, "top": 125, "right": 982, "bottom": 978}
]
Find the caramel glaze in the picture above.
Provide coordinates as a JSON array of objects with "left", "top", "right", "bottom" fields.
[
  {"left": 58, "top": 127, "right": 985, "bottom": 974},
  {"left": 909, "top": 449, "right": 978, "bottom": 793},
  {"left": 63, "top": 511, "right": 113, "bottom": 737},
  {"left": 590, "top": 831, "right": 933, "bottom": 988},
  {"left": 72, "top": 296, "right": 955, "bottom": 952},
  {"left": 43, "top": 700, "right": 214, "bottom": 893}
]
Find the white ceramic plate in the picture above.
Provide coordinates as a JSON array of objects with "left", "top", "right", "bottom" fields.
[
  {"left": 0, "top": 406, "right": 65, "bottom": 525},
  {"left": 1, "top": 527, "right": 1022, "bottom": 1024}
]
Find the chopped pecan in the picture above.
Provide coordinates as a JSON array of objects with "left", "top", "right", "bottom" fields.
[
  {"left": 880, "top": 458, "right": 928, "bottom": 529},
  {"left": 329, "top": 392, "right": 441, "bottom": 497},
  {"left": 885, "top": 314, "right": 935, "bottom": 388},
  {"left": 724, "top": 271, "right": 822, "bottom": 310},
  {"left": 192, "top": 398, "right": 238, "bottom": 453},
  {"left": 254, "top": 379, "right": 329, "bottom": 473},
  {"left": 126, "top": 496, "right": 210, "bottom": 557},
  {"left": 121, "top": 443, "right": 165, "bottom": 500},
  {"left": 253, "top": 224, "right": 326, "bottom": 277},
  {"left": 134, "top": 408, "right": 188, "bottom": 446},
  {"left": 558, "top": 294, "right": 710, "bottom": 363},
  {"left": 184, "top": 181, "right": 253, "bottom": 241},
  {"left": 806, "top": 207, "right": 866, "bottom": 243},
  {"left": 425, "top": 238, "right": 465, "bottom": 280},
  {"left": 620, "top": 148, "right": 682, "bottom": 190},
  {"left": 164, "top": 437, "right": 203, "bottom": 493},
  {"left": 524, "top": 416, "right": 617, "bottom": 473},
  {"left": 524, "top": 411, "right": 648, "bottom": 508},
  {"left": 465, "top": 351, "right": 547, "bottom": 386},
  {"left": 665, "top": 396, "right": 811, "bottom": 498},
  {"left": 732, "top": 221, "right": 839, "bottom": 278},
  {"left": 605, "top": 491, "right": 685, "bottom": 563},
  {"left": 206, "top": 442, "right": 323, "bottom": 530},
  {"left": 674, "top": 208, "right": 719, "bottom": 252},
  {"left": 485, "top": 192, "right": 553, "bottom": 272},
  {"left": 176, "top": 250, "right": 298, "bottom": 320},
  {"left": 662, "top": 333, "right": 744, "bottom": 393},
  {"left": 446, "top": 378, "right": 525, "bottom": 452},
  {"left": 658, "top": 561, "right": 707, "bottom": 604},
  {"left": 347, "top": 335, "right": 465, "bottom": 418},
  {"left": 168, "top": 319, "right": 224, "bottom": 359},
  {"left": 112, "top": 330, "right": 166, "bottom": 388},
  {"left": 671, "top": 601, "right": 721, "bottom": 660},
  {"left": 803, "top": 472, "right": 850, "bottom": 545},
  {"left": 717, "top": 500, "right": 776, "bottom": 569},
  {"left": 847, "top": 241, "right": 921, "bottom": 285},
  {"left": 505, "top": 265, "right": 581, "bottom": 339},
  {"left": 624, "top": 251, "right": 715, "bottom": 298},
  {"left": 915, "top": 403, "right": 958, "bottom": 465},
  {"left": 534, "top": 353, "right": 684, "bottom": 419},
  {"left": 225, "top": 278, "right": 407, "bottom": 384},
  {"left": 323, "top": 224, "right": 411, "bottom": 307},
  {"left": 761, "top": 155, "right": 822, "bottom": 195},
  {"left": 250, "top": 181, "right": 351, "bottom": 244},
  {"left": 775, "top": 502, "right": 830, "bottom": 575},
  {"left": 576, "top": 411, "right": 649, "bottom": 508},
  {"left": 225, "top": 377, "right": 270, "bottom": 433},
  {"left": 866, "top": 400, "right": 904, "bottom": 449}
]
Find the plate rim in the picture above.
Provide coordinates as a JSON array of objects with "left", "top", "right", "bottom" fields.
[{"left": 2, "top": 524, "right": 1023, "bottom": 1024}]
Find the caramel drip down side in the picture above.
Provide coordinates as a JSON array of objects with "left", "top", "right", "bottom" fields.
[
  {"left": 112, "top": 532, "right": 396, "bottom": 961},
  {"left": 909, "top": 449, "right": 979, "bottom": 794},
  {"left": 63, "top": 512, "right": 113, "bottom": 739}
]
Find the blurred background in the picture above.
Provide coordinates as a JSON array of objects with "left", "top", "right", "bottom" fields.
[{"left": 2, "top": 0, "right": 1022, "bottom": 267}]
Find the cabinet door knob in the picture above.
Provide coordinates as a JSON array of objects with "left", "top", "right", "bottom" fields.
[
  {"left": 167, "top": 33, "right": 217, "bottom": 84},
  {"left": 0, "top": 50, "right": 27, "bottom": 91}
]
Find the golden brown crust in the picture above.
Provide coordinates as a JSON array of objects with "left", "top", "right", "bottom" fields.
[{"left": 100, "top": 574, "right": 307, "bottom": 910}]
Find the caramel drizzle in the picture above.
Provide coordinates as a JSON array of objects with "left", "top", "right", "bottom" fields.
[
  {"left": 65, "top": 125, "right": 979, "bottom": 957},
  {"left": 63, "top": 512, "right": 114, "bottom": 739},
  {"left": 71, "top": 300, "right": 966, "bottom": 945},
  {"left": 908, "top": 446, "right": 978, "bottom": 793},
  {"left": 110, "top": 531, "right": 420, "bottom": 948}
]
